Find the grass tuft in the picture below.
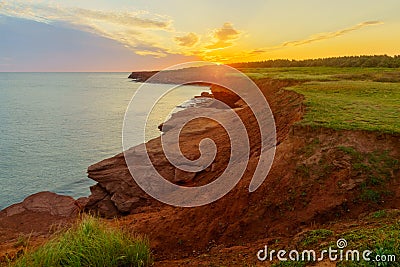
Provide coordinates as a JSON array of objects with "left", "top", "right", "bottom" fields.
[
  {"left": 11, "top": 215, "right": 152, "bottom": 267},
  {"left": 300, "top": 229, "right": 334, "bottom": 247}
]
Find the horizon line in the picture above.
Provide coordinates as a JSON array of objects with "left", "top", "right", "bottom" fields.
[{"left": 1, "top": 54, "right": 399, "bottom": 73}]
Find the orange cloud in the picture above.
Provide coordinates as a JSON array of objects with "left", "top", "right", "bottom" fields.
[
  {"left": 206, "top": 22, "right": 241, "bottom": 50},
  {"left": 174, "top": 32, "right": 199, "bottom": 47}
]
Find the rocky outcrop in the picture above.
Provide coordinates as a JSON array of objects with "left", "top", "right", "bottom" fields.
[
  {"left": 84, "top": 78, "right": 304, "bottom": 217},
  {"left": 0, "top": 192, "right": 80, "bottom": 262},
  {"left": 1, "top": 191, "right": 78, "bottom": 218},
  {"left": 128, "top": 66, "right": 221, "bottom": 84},
  {"left": 84, "top": 152, "right": 155, "bottom": 217},
  {"left": 84, "top": 99, "right": 240, "bottom": 216},
  {"left": 85, "top": 74, "right": 248, "bottom": 216},
  {"left": 128, "top": 71, "right": 158, "bottom": 82}
]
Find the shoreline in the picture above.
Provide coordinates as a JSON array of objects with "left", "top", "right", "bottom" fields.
[
  {"left": 0, "top": 72, "right": 211, "bottom": 211},
  {"left": 1, "top": 70, "right": 399, "bottom": 265}
]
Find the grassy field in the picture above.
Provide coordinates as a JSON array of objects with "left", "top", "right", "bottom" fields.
[
  {"left": 241, "top": 67, "right": 400, "bottom": 82},
  {"left": 241, "top": 67, "right": 400, "bottom": 134},
  {"left": 10, "top": 216, "right": 152, "bottom": 267}
]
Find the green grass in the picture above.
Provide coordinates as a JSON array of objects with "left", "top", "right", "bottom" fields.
[
  {"left": 274, "top": 211, "right": 400, "bottom": 267},
  {"left": 300, "top": 229, "right": 334, "bottom": 247},
  {"left": 338, "top": 146, "right": 399, "bottom": 203},
  {"left": 241, "top": 67, "right": 400, "bottom": 81},
  {"left": 338, "top": 220, "right": 400, "bottom": 266},
  {"left": 372, "top": 210, "right": 388, "bottom": 219},
  {"left": 287, "top": 80, "right": 400, "bottom": 134},
  {"left": 11, "top": 216, "right": 152, "bottom": 267},
  {"left": 239, "top": 67, "right": 400, "bottom": 134}
]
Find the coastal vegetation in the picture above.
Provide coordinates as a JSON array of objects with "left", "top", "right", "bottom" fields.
[
  {"left": 288, "top": 80, "right": 400, "bottom": 134},
  {"left": 239, "top": 66, "right": 400, "bottom": 134},
  {"left": 271, "top": 210, "right": 400, "bottom": 267},
  {"left": 240, "top": 64, "right": 400, "bottom": 267},
  {"left": 10, "top": 215, "right": 152, "bottom": 267}
]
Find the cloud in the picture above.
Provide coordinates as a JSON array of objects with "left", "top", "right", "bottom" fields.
[
  {"left": 0, "top": 1, "right": 173, "bottom": 57},
  {"left": 174, "top": 32, "right": 199, "bottom": 47},
  {"left": 282, "top": 21, "right": 383, "bottom": 47},
  {"left": 71, "top": 8, "right": 172, "bottom": 29},
  {"left": 252, "top": 21, "right": 384, "bottom": 54},
  {"left": 0, "top": 2, "right": 244, "bottom": 61},
  {"left": 250, "top": 49, "right": 267, "bottom": 54},
  {"left": 0, "top": 2, "right": 172, "bottom": 29},
  {"left": 206, "top": 22, "right": 241, "bottom": 50}
]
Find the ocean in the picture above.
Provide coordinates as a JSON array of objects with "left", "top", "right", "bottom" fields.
[{"left": 0, "top": 72, "right": 208, "bottom": 209}]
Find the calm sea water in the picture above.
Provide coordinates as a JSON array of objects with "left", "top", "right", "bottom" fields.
[{"left": 0, "top": 73, "right": 208, "bottom": 209}]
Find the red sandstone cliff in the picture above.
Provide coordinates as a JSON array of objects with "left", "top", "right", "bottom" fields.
[
  {"left": 83, "top": 78, "right": 400, "bottom": 261},
  {"left": 1, "top": 74, "right": 399, "bottom": 264}
]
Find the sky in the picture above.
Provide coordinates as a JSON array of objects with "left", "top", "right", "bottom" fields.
[{"left": 0, "top": 0, "right": 399, "bottom": 71}]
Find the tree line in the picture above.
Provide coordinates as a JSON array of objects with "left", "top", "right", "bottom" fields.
[{"left": 229, "top": 55, "right": 400, "bottom": 68}]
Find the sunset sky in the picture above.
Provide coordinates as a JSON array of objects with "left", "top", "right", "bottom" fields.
[{"left": 1, "top": 0, "right": 399, "bottom": 71}]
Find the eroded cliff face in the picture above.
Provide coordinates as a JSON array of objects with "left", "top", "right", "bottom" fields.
[
  {"left": 1, "top": 76, "right": 399, "bottom": 263},
  {"left": 84, "top": 79, "right": 303, "bottom": 217},
  {"left": 83, "top": 78, "right": 400, "bottom": 260}
]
